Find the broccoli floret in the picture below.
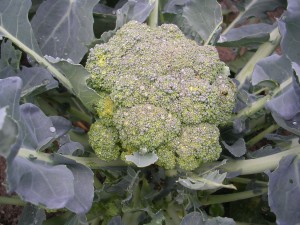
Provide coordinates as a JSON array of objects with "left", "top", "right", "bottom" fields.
[
  {"left": 88, "top": 198, "right": 122, "bottom": 225},
  {"left": 88, "top": 120, "right": 120, "bottom": 161},
  {"left": 175, "top": 124, "right": 222, "bottom": 170},
  {"left": 86, "top": 21, "right": 236, "bottom": 171},
  {"left": 114, "top": 104, "right": 181, "bottom": 152}
]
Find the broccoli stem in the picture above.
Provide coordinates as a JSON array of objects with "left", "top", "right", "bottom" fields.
[
  {"left": 17, "top": 148, "right": 128, "bottom": 169},
  {"left": 229, "top": 177, "right": 268, "bottom": 186},
  {"left": 220, "top": 145, "right": 300, "bottom": 175},
  {"left": 148, "top": 0, "right": 159, "bottom": 28},
  {"left": 235, "top": 27, "right": 281, "bottom": 90},
  {"left": 200, "top": 187, "right": 268, "bottom": 205},
  {"left": 0, "top": 196, "right": 26, "bottom": 206},
  {"left": 165, "top": 201, "right": 182, "bottom": 225},
  {"left": 246, "top": 124, "right": 280, "bottom": 147},
  {"left": 204, "top": 20, "right": 223, "bottom": 46}
]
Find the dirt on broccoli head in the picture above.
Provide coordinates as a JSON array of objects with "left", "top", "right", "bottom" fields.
[{"left": 0, "top": 156, "right": 23, "bottom": 225}]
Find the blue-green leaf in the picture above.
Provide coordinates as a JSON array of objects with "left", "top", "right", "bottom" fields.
[
  {"left": 252, "top": 54, "right": 293, "bottom": 87},
  {"left": 17, "top": 67, "right": 58, "bottom": 97},
  {"left": 45, "top": 57, "right": 100, "bottom": 112},
  {"left": 20, "top": 103, "right": 70, "bottom": 151},
  {"left": 182, "top": 0, "right": 222, "bottom": 43},
  {"left": 178, "top": 170, "right": 236, "bottom": 190},
  {"left": 125, "top": 152, "right": 158, "bottom": 167},
  {"left": 278, "top": 0, "right": 300, "bottom": 64},
  {"left": 0, "top": 40, "right": 22, "bottom": 73},
  {"left": 101, "top": 0, "right": 155, "bottom": 42},
  {"left": 0, "top": 0, "right": 41, "bottom": 54},
  {"left": 181, "top": 212, "right": 204, "bottom": 225},
  {"left": 0, "top": 77, "right": 22, "bottom": 161},
  {"left": 0, "top": 107, "right": 18, "bottom": 159},
  {"left": 268, "top": 155, "right": 300, "bottom": 225},
  {"left": 218, "top": 23, "right": 275, "bottom": 47},
  {"left": 266, "top": 74, "right": 300, "bottom": 120},
  {"left": 18, "top": 204, "right": 46, "bottom": 225},
  {"left": 7, "top": 156, "right": 75, "bottom": 209},
  {"left": 238, "top": 0, "right": 285, "bottom": 24},
  {"left": 222, "top": 138, "right": 247, "bottom": 157},
  {"left": 31, "top": 0, "right": 99, "bottom": 63},
  {"left": 107, "top": 216, "right": 124, "bottom": 225}
]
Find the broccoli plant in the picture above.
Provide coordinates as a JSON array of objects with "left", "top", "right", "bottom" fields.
[
  {"left": 0, "top": 0, "right": 299, "bottom": 225},
  {"left": 87, "top": 21, "right": 236, "bottom": 170}
]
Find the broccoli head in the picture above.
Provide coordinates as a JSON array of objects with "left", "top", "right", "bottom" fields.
[{"left": 86, "top": 21, "right": 236, "bottom": 171}]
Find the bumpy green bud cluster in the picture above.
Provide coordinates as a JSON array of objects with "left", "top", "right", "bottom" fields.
[
  {"left": 175, "top": 124, "right": 222, "bottom": 170},
  {"left": 88, "top": 121, "right": 120, "bottom": 161},
  {"left": 86, "top": 21, "right": 236, "bottom": 170},
  {"left": 114, "top": 104, "right": 181, "bottom": 152}
]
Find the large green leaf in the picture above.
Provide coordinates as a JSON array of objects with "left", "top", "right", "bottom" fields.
[
  {"left": 125, "top": 152, "right": 158, "bottom": 167},
  {"left": 0, "top": 40, "right": 22, "bottom": 72},
  {"left": 252, "top": 54, "right": 293, "bottom": 86},
  {"left": 268, "top": 155, "right": 300, "bottom": 225},
  {"left": 31, "top": 0, "right": 99, "bottom": 63},
  {"left": 0, "top": 0, "right": 73, "bottom": 91},
  {"left": 178, "top": 170, "right": 236, "bottom": 190},
  {"left": 0, "top": 107, "right": 18, "bottom": 159},
  {"left": 18, "top": 204, "right": 46, "bottom": 225},
  {"left": 238, "top": 0, "right": 286, "bottom": 24},
  {"left": 182, "top": 0, "right": 222, "bottom": 44},
  {"left": 278, "top": 0, "right": 300, "bottom": 64},
  {"left": 45, "top": 57, "right": 100, "bottom": 112},
  {"left": 101, "top": 0, "right": 154, "bottom": 43},
  {"left": 0, "top": 0, "right": 41, "bottom": 54},
  {"left": 218, "top": 23, "right": 275, "bottom": 47}
]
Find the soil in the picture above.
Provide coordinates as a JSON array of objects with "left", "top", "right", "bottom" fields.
[{"left": 0, "top": 156, "right": 23, "bottom": 225}]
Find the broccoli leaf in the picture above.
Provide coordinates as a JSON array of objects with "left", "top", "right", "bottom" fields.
[
  {"left": 247, "top": 145, "right": 281, "bottom": 158},
  {"left": 266, "top": 64, "right": 300, "bottom": 120},
  {"left": 57, "top": 135, "right": 85, "bottom": 156},
  {"left": 31, "top": 0, "right": 99, "bottom": 63},
  {"left": 125, "top": 152, "right": 158, "bottom": 167},
  {"left": 0, "top": 107, "right": 19, "bottom": 159},
  {"left": 18, "top": 204, "right": 46, "bottom": 225},
  {"left": 0, "top": 0, "right": 42, "bottom": 54},
  {"left": 17, "top": 67, "right": 58, "bottom": 97},
  {"left": 181, "top": 0, "right": 222, "bottom": 44},
  {"left": 0, "top": 77, "right": 22, "bottom": 161},
  {"left": 164, "top": 0, "right": 189, "bottom": 13},
  {"left": 101, "top": 0, "right": 155, "bottom": 42},
  {"left": 178, "top": 170, "right": 236, "bottom": 190},
  {"left": 181, "top": 212, "right": 236, "bottom": 225},
  {"left": 7, "top": 156, "right": 75, "bottom": 209},
  {"left": 45, "top": 57, "right": 100, "bottom": 112},
  {"left": 205, "top": 217, "right": 236, "bottom": 225},
  {"left": 0, "top": 40, "right": 22, "bottom": 73},
  {"left": 252, "top": 54, "right": 293, "bottom": 87},
  {"left": 0, "top": 78, "right": 93, "bottom": 214},
  {"left": 217, "top": 23, "right": 275, "bottom": 47},
  {"left": 268, "top": 155, "right": 300, "bottom": 225},
  {"left": 278, "top": 0, "right": 300, "bottom": 64},
  {"left": 238, "top": 0, "right": 285, "bottom": 25},
  {"left": 271, "top": 112, "right": 300, "bottom": 136},
  {"left": 181, "top": 212, "right": 204, "bottom": 225},
  {"left": 107, "top": 216, "right": 124, "bottom": 225},
  {"left": 52, "top": 154, "right": 94, "bottom": 214},
  {"left": 20, "top": 103, "right": 71, "bottom": 151},
  {"left": 222, "top": 138, "right": 247, "bottom": 157}
]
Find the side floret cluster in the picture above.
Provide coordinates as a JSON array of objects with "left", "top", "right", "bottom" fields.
[{"left": 87, "top": 21, "right": 236, "bottom": 171}]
